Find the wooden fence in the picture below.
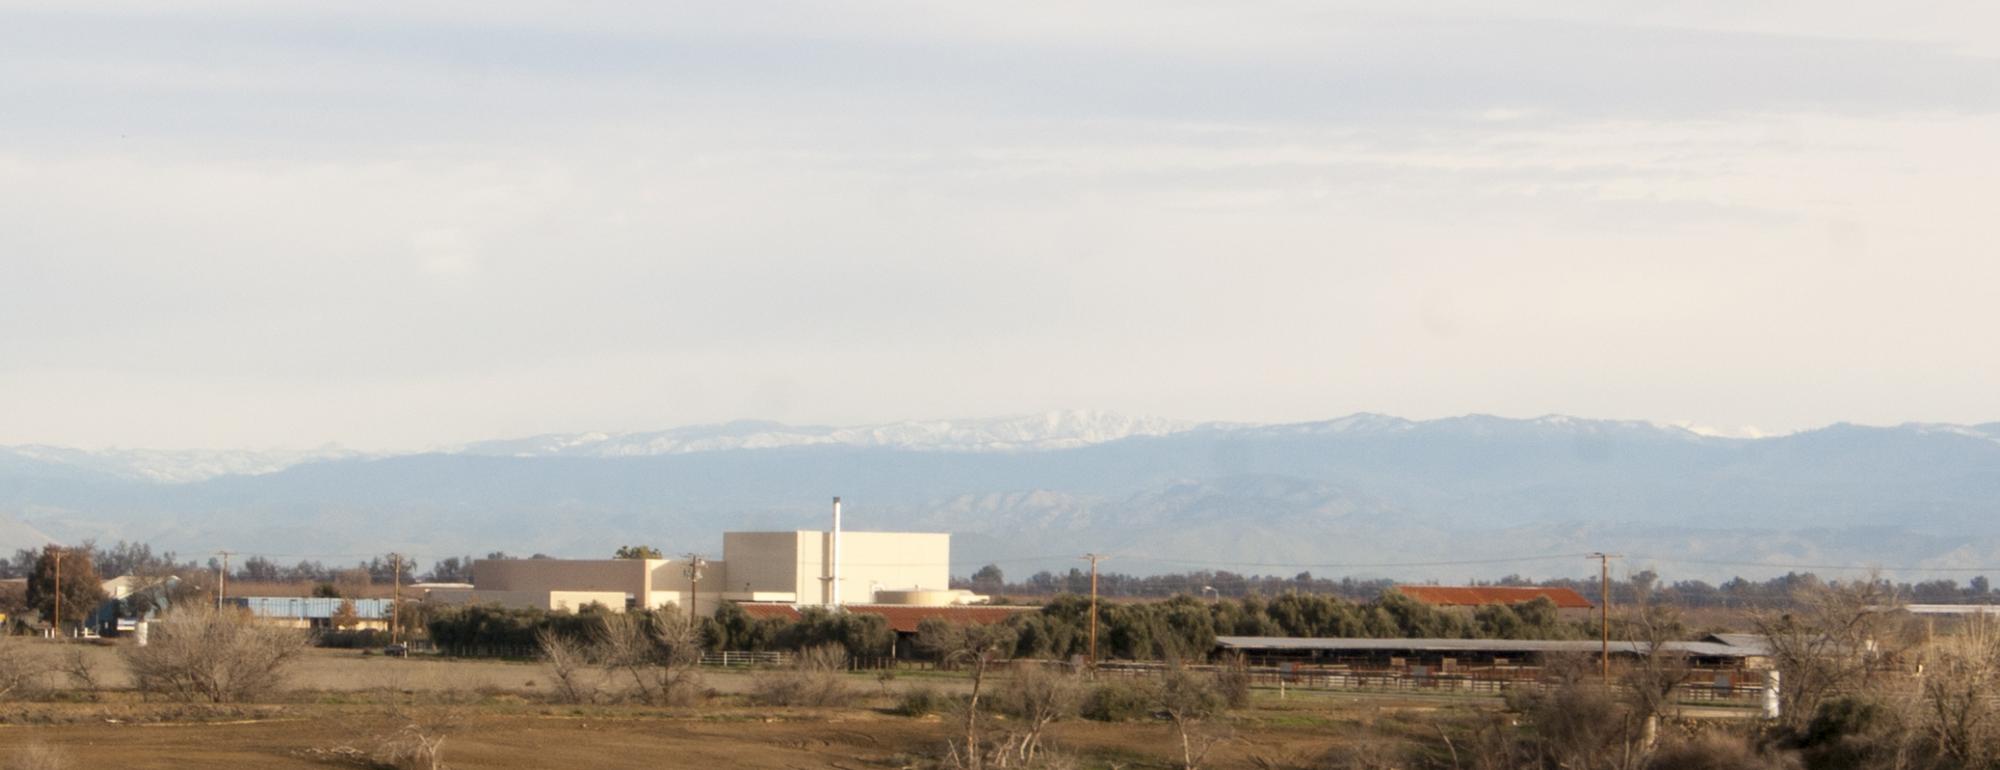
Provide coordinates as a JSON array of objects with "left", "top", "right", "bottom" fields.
[{"left": 1092, "top": 661, "right": 1767, "bottom": 705}]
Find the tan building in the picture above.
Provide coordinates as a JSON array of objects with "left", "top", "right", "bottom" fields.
[{"left": 426, "top": 529, "right": 960, "bottom": 615}]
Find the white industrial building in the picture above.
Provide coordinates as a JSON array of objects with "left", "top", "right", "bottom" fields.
[{"left": 426, "top": 499, "right": 978, "bottom": 614}]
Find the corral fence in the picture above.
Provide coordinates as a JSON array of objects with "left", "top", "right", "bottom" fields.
[
  {"left": 700, "top": 650, "right": 792, "bottom": 668},
  {"left": 1091, "top": 660, "right": 1766, "bottom": 705}
]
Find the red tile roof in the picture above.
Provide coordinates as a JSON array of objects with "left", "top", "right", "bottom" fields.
[
  {"left": 1394, "top": 585, "right": 1595, "bottom": 610},
  {"left": 732, "top": 603, "right": 1034, "bottom": 633}
]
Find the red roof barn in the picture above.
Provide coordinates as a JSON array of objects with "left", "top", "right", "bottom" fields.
[{"left": 1394, "top": 585, "right": 1594, "bottom": 610}]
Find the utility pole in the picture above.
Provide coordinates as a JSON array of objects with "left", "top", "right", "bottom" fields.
[
  {"left": 1082, "top": 553, "right": 1107, "bottom": 664},
  {"left": 50, "top": 545, "right": 62, "bottom": 640},
  {"left": 216, "top": 550, "right": 232, "bottom": 611},
  {"left": 684, "top": 553, "right": 707, "bottom": 623},
  {"left": 391, "top": 553, "right": 402, "bottom": 645},
  {"left": 1588, "top": 552, "right": 1621, "bottom": 685}
]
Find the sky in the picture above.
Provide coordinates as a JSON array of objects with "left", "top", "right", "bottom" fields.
[{"left": 3, "top": 1, "right": 1998, "bottom": 451}]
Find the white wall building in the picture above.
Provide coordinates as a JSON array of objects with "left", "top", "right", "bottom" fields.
[{"left": 425, "top": 529, "right": 962, "bottom": 615}]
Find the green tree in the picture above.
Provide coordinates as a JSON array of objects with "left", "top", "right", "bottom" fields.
[
  {"left": 969, "top": 563, "right": 1005, "bottom": 594},
  {"left": 613, "top": 545, "right": 663, "bottom": 559},
  {"left": 27, "top": 545, "right": 108, "bottom": 630}
]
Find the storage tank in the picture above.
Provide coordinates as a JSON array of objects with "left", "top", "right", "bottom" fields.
[{"left": 872, "top": 589, "right": 959, "bottom": 607}]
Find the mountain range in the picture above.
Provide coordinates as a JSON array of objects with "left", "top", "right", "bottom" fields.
[{"left": 5, "top": 411, "right": 2000, "bottom": 582}]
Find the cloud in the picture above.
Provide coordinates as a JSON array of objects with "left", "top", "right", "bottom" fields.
[
  {"left": 411, "top": 228, "right": 478, "bottom": 277},
  {"left": 0, "top": 3, "right": 1996, "bottom": 449}
]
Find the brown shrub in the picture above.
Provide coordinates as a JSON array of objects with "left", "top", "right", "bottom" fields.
[
  {"left": 1645, "top": 731, "right": 1800, "bottom": 770},
  {"left": 0, "top": 635, "right": 47, "bottom": 701},
  {"left": 122, "top": 605, "right": 308, "bottom": 703},
  {"left": 534, "top": 628, "right": 599, "bottom": 705},
  {"left": 750, "top": 644, "right": 854, "bottom": 707}
]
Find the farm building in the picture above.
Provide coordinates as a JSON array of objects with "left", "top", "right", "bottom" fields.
[
  {"left": 1215, "top": 633, "right": 1771, "bottom": 681},
  {"left": 228, "top": 596, "right": 394, "bottom": 631},
  {"left": 426, "top": 501, "right": 976, "bottom": 615},
  {"left": 1393, "top": 585, "right": 1595, "bottom": 610}
]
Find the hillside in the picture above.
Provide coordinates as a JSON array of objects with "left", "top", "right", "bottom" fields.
[{"left": 4, "top": 413, "right": 1999, "bottom": 580}]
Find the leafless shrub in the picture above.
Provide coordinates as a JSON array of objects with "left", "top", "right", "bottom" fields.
[
  {"left": 992, "top": 664, "right": 1084, "bottom": 764},
  {"left": 1643, "top": 730, "right": 1800, "bottom": 770},
  {"left": 596, "top": 612, "right": 704, "bottom": 707},
  {"left": 0, "top": 635, "right": 47, "bottom": 701},
  {"left": 2, "top": 742, "right": 70, "bottom": 770},
  {"left": 1752, "top": 575, "right": 1915, "bottom": 732},
  {"left": 1503, "top": 655, "right": 1647, "bottom": 770},
  {"left": 122, "top": 605, "right": 309, "bottom": 703},
  {"left": 303, "top": 682, "right": 470, "bottom": 770},
  {"left": 1792, "top": 694, "right": 1915, "bottom": 770},
  {"left": 534, "top": 628, "right": 598, "bottom": 705},
  {"left": 750, "top": 644, "right": 854, "bottom": 707},
  {"left": 58, "top": 646, "right": 100, "bottom": 695},
  {"left": 922, "top": 739, "right": 1080, "bottom": 770},
  {"left": 921, "top": 623, "right": 1018, "bottom": 770},
  {"left": 1911, "top": 616, "right": 2000, "bottom": 769},
  {"left": 1157, "top": 664, "right": 1228, "bottom": 770},
  {"left": 375, "top": 717, "right": 454, "bottom": 770},
  {"left": 1214, "top": 653, "right": 1252, "bottom": 710},
  {"left": 1291, "top": 738, "right": 1410, "bottom": 770},
  {"left": 896, "top": 685, "right": 949, "bottom": 717},
  {"left": 1620, "top": 597, "right": 1692, "bottom": 733}
]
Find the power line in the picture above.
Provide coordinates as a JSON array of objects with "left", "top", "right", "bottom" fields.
[
  {"left": 1626, "top": 555, "right": 2000, "bottom": 574},
  {"left": 1112, "top": 552, "right": 1604, "bottom": 570}
]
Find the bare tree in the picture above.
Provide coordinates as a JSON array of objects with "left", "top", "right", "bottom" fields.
[
  {"left": 1156, "top": 664, "right": 1227, "bottom": 770},
  {"left": 535, "top": 627, "right": 599, "bottom": 705},
  {"left": 58, "top": 646, "right": 100, "bottom": 696},
  {"left": 920, "top": 622, "right": 1019, "bottom": 770},
  {"left": 1753, "top": 575, "right": 1914, "bottom": 730},
  {"left": 1913, "top": 616, "right": 2000, "bottom": 768},
  {"left": 993, "top": 663, "right": 1084, "bottom": 764},
  {"left": 121, "top": 605, "right": 308, "bottom": 703},
  {"left": 595, "top": 611, "right": 704, "bottom": 706},
  {"left": 1619, "top": 594, "right": 1693, "bottom": 756}
]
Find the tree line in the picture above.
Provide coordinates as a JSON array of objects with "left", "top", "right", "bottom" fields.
[
  {"left": 958, "top": 563, "right": 2000, "bottom": 607},
  {"left": 0, "top": 541, "right": 496, "bottom": 586},
  {"left": 424, "top": 589, "right": 1586, "bottom": 662}
]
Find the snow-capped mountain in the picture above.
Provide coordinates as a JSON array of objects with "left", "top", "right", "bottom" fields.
[
  {"left": 9, "top": 412, "right": 2000, "bottom": 581},
  {"left": 456, "top": 410, "right": 1204, "bottom": 457}
]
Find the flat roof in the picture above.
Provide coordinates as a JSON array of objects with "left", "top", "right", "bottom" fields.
[
  {"left": 1906, "top": 604, "right": 2000, "bottom": 615},
  {"left": 231, "top": 596, "right": 394, "bottom": 620},
  {"left": 1215, "top": 635, "right": 1764, "bottom": 658}
]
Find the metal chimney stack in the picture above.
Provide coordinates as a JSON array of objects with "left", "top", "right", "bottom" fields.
[{"left": 830, "top": 496, "right": 843, "bottom": 609}]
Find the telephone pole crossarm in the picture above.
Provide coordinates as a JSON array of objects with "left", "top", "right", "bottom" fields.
[{"left": 684, "top": 554, "right": 707, "bottom": 623}]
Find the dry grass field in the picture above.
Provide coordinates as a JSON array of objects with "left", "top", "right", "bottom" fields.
[
  {"left": 0, "top": 644, "right": 1482, "bottom": 769},
  {"left": 0, "top": 701, "right": 1413, "bottom": 769}
]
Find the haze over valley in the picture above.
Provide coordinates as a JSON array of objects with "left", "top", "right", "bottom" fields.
[{"left": 6, "top": 410, "right": 1997, "bottom": 582}]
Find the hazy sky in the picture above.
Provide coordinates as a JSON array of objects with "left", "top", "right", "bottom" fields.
[{"left": 4, "top": 2, "right": 1997, "bottom": 451}]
